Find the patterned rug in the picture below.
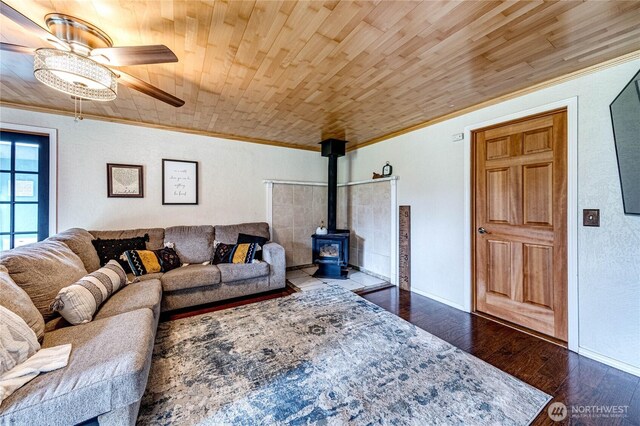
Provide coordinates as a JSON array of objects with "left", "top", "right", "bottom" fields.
[{"left": 138, "top": 285, "right": 550, "bottom": 425}]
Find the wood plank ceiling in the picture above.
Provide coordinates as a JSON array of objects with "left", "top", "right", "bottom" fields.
[{"left": 1, "top": 0, "right": 640, "bottom": 150}]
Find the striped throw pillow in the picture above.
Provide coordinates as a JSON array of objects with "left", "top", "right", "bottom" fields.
[{"left": 50, "top": 260, "right": 127, "bottom": 325}]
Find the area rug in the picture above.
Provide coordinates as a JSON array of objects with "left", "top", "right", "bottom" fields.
[{"left": 138, "top": 285, "right": 550, "bottom": 425}]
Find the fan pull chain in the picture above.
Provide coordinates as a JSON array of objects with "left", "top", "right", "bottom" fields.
[{"left": 74, "top": 97, "right": 84, "bottom": 122}]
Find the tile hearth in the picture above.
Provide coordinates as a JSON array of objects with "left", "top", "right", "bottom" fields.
[{"left": 286, "top": 266, "right": 391, "bottom": 293}]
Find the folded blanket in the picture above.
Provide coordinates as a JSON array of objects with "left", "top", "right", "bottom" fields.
[{"left": 0, "top": 344, "right": 72, "bottom": 406}]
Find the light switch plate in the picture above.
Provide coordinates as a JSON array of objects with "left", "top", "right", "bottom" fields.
[
  {"left": 583, "top": 209, "right": 600, "bottom": 227},
  {"left": 452, "top": 133, "right": 464, "bottom": 142}
]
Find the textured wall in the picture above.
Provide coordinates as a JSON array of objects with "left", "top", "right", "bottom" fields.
[
  {"left": 0, "top": 107, "right": 326, "bottom": 232},
  {"left": 340, "top": 59, "right": 640, "bottom": 372},
  {"left": 341, "top": 182, "right": 392, "bottom": 279},
  {"left": 272, "top": 183, "right": 327, "bottom": 266},
  {"left": 271, "top": 180, "right": 392, "bottom": 278}
]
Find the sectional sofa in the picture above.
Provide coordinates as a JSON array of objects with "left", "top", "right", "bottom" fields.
[{"left": 0, "top": 222, "right": 285, "bottom": 425}]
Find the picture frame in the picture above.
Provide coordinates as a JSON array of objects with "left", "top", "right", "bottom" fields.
[
  {"left": 162, "top": 159, "right": 198, "bottom": 205},
  {"left": 107, "top": 163, "right": 144, "bottom": 198}
]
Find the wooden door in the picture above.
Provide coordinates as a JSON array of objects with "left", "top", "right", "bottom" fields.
[{"left": 473, "top": 109, "right": 567, "bottom": 341}]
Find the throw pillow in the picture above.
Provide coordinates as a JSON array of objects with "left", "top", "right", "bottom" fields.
[
  {"left": 123, "top": 246, "right": 181, "bottom": 276},
  {"left": 122, "top": 250, "right": 162, "bottom": 277},
  {"left": 212, "top": 243, "right": 257, "bottom": 265},
  {"left": 0, "top": 305, "right": 40, "bottom": 376},
  {"left": 237, "top": 233, "right": 269, "bottom": 260},
  {"left": 154, "top": 246, "right": 181, "bottom": 272},
  {"left": 212, "top": 242, "right": 234, "bottom": 264},
  {"left": 50, "top": 260, "right": 128, "bottom": 325},
  {"left": 0, "top": 266, "right": 45, "bottom": 342},
  {"left": 91, "top": 234, "right": 149, "bottom": 273}
]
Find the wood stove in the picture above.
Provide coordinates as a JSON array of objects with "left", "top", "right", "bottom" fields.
[
  {"left": 312, "top": 139, "right": 350, "bottom": 279},
  {"left": 312, "top": 231, "right": 350, "bottom": 279}
]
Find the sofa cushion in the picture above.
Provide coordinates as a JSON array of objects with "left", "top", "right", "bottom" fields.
[
  {"left": 217, "top": 262, "right": 269, "bottom": 283},
  {"left": 47, "top": 228, "right": 101, "bottom": 273},
  {"left": 164, "top": 225, "right": 214, "bottom": 264},
  {"left": 0, "top": 265, "right": 45, "bottom": 341},
  {"left": 0, "top": 240, "right": 87, "bottom": 323},
  {"left": 127, "top": 272, "right": 164, "bottom": 283},
  {"left": 161, "top": 264, "right": 221, "bottom": 292},
  {"left": 51, "top": 260, "right": 129, "bottom": 325},
  {"left": 214, "top": 222, "right": 270, "bottom": 244},
  {"left": 90, "top": 228, "right": 165, "bottom": 250},
  {"left": 95, "top": 279, "right": 162, "bottom": 321},
  {"left": 0, "top": 309, "right": 155, "bottom": 426}
]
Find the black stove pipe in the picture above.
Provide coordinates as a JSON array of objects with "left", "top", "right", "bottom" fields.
[{"left": 320, "top": 139, "right": 347, "bottom": 233}]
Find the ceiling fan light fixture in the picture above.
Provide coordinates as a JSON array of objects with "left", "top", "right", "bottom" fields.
[{"left": 33, "top": 48, "right": 117, "bottom": 101}]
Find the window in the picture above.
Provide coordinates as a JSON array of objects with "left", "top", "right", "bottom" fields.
[{"left": 0, "top": 131, "right": 50, "bottom": 250}]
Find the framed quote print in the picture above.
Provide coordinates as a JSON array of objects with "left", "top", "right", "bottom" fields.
[
  {"left": 107, "top": 163, "right": 144, "bottom": 198},
  {"left": 162, "top": 159, "right": 198, "bottom": 205}
]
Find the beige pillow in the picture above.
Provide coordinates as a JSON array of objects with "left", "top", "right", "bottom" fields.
[
  {"left": 51, "top": 260, "right": 128, "bottom": 325},
  {"left": 0, "top": 266, "right": 44, "bottom": 342},
  {"left": 0, "top": 240, "right": 88, "bottom": 322},
  {"left": 0, "top": 305, "right": 40, "bottom": 376}
]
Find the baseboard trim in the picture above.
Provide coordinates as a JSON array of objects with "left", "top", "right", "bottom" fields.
[
  {"left": 578, "top": 347, "right": 640, "bottom": 378},
  {"left": 410, "top": 288, "right": 466, "bottom": 311}
]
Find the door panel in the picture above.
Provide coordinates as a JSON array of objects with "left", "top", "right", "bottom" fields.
[
  {"left": 486, "top": 168, "right": 511, "bottom": 223},
  {"left": 523, "top": 163, "right": 553, "bottom": 226},
  {"left": 474, "top": 109, "right": 567, "bottom": 342},
  {"left": 523, "top": 128, "right": 553, "bottom": 154},
  {"left": 523, "top": 244, "right": 554, "bottom": 309},
  {"left": 487, "top": 240, "right": 511, "bottom": 297}
]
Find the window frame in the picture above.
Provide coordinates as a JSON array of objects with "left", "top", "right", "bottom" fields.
[{"left": 0, "top": 123, "right": 57, "bottom": 250}]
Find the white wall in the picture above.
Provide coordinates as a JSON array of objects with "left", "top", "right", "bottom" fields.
[
  {"left": 0, "top": 107, "right": 326, "bottom": 231},
  {"left": 341, "top": 59, "right": 640, "bottom": 374}
]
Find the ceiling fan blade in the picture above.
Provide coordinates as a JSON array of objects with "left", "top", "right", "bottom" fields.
[
  {"left": 0, "top": 42, "right": 35, "bottom": 54},
  {"left": 91, "top": 45, "right": 178, "bottom": 66},
  {"left": 0, "top": 1, "right": 68, "bottom": 49},
  {"left": 117, "top": 71, "right": 184, "bottom": 107}
]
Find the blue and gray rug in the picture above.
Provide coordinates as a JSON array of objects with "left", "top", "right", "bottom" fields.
[{"left": 138, "top": 285, "right": 550, "bottom": 425}]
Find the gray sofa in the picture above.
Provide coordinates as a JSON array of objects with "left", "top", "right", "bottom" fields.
[{"left": 0, "top": 222, "right": 286, "bottom": 425}]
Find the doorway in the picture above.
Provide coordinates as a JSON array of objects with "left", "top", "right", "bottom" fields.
[{"left": 472, "top": 109, "right": 568, "bottom": 342}]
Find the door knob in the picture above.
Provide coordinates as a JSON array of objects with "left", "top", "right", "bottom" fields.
[{"left": 478, "top": 227, "right": 488, "bottom": 234}]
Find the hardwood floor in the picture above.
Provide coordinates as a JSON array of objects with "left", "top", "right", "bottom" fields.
[
  {"left": 360, "top": 286, "right": 640, "bottom": 426},
  {"left": 164, "top": 285, "right": 639, "bottom": 425}
]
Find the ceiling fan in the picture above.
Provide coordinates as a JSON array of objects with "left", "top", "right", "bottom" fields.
[{"left": 0, "top": 1, "right": 185, "bottom": 109}]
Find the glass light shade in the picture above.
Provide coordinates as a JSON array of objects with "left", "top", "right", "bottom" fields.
[{"left": 33, "top": 48, "right": 117, "bottom": 101}]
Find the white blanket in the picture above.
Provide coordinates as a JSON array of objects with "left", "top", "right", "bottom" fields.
[{"left": 0, "top": 344, "right": 72, "bottom": 406}]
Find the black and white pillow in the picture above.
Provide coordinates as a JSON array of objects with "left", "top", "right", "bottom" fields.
[
  {"left": 236, "top": 233, "right": 268, "bottom": 260},
  {"left": 91, "top": 234, "right": 149, "bottom": 273}
]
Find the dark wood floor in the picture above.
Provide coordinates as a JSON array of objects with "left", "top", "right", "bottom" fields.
[
  {"left": 361, "top": 287, "right": 640, "bottom": 426},
  {"left": 164, "top": 285, "right": 639, "bottom": 425}
]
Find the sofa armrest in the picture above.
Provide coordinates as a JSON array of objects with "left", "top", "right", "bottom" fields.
[{"left": 262, "top": 242, "right": 286, "bottom": 289}]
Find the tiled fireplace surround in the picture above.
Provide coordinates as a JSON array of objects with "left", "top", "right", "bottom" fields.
[{"left": 265, "top": 177, "right": 397, "bottom": 284}]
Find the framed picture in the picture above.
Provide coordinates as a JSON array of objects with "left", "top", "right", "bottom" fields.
[
  {"left": 162, "top": 159, "right": 198, "bottom": 205},
  {"left": 107, "top": 163, "right": 143, "bottom": 198}
]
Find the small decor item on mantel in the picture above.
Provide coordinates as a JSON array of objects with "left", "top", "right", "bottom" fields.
[
  {"left": 382, "top": 161, "right": 393, "bottom": 177},
  {"left": 162, "top": 159, "right": 198, "bottom": 205},
  {"left": 107, "top": 164, "right": 143, "bottom": 198},
  {"left": 315, "top": 222, "right": 328, "bottom": 235},
  {"left": 372, "top": 172, "right": 384, "bottom": 179}
]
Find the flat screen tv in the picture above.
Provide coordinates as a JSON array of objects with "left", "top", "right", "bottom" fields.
[{"left": 610, "top": 68, "right": 640, "bottom": 215}]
